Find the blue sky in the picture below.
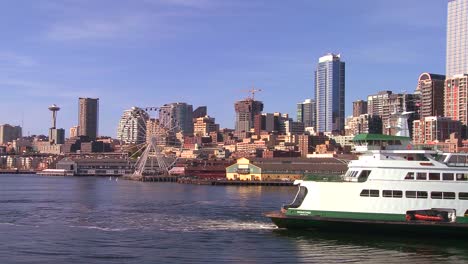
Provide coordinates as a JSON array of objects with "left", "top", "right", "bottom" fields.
[{"left": 0, "top": 0, "right": 447, "bottom": 137}]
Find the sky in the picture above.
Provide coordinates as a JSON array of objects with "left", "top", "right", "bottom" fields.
[{"left": 0, "top": 0, "right": 448, "bottom": 137}]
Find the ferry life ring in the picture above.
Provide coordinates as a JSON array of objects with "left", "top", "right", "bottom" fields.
[{"left": 406, "top": 144, "right": 413, "bottom": 150}]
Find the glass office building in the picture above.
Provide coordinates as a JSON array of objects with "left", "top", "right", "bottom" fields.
[
  {"left": 314, "top": 54, "right": 345, "bottom": 133},
  {"left": 447, "top": 0, "right": 468, "bottom": 77}
]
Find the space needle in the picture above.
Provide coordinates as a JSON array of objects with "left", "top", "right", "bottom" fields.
[{"left": 48, "top": 104, "right": 60, "bottom": 128}]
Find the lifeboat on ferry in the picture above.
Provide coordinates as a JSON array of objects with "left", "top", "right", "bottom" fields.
[{"left": 413, "top": 214, "right": 445, "bottom": 222}]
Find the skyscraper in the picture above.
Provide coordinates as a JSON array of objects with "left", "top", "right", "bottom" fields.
[
  {"left": 367, "top": 91, "right": 392, "bottom": 117},
  {"left": 78, "top": 98, "right": 99, "bottom": 140},
  {"left": 315, "top": 53, "right": 345, "bottom": 133},
  {"left": 352, "top": 100, "right": 368, "bottom": 117},
  {"left": 0, "top": 124, "right": 22, "bottom": 144},
  {"left": 446, "top": 0, "right": 468, "bottom": 77},
  {"left": 234, "top": 99, "right": 264, "bottom": 136},
  {"left": 117, "top": 107, "right": 149, "bottom": 144},
  {"left": 297, "top": 99, "right": 316, "bottom": 128},
  {"left": 159, "top": 102, "right": 194, "bottom": 136},
  {"left": 416, "top": 73, "right": 446, "bottom": 119},
  {"left": 445, "top": 74, "right": 468, "bottom": 126}
]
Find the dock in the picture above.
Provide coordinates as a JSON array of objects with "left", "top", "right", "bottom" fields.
[{"left": 177, "top": 178, "right": 294, "bottom": 186}]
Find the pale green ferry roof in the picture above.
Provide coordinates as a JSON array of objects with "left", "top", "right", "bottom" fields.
[{"left": 352, "top": 133, "right": 411, "bottom": 142}]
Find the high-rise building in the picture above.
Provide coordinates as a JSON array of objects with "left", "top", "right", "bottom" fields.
[
  {"left": 160, "top": 102, "right": 194, "bottom": 136},
  {"left": 367, "top": 91, "right": 392, "bottom": 117},
  {"left": 117, "top": 107, "right": 149, "bottom": 144},
  {"left": 417, "top": 73, "right": 446, "bottom": 119},
  {"left": 0, "top": 124, "right": 22, "bottom": 144},
  {"left": 234, "top": 99, "right": 264, "bottom": 136},
  {"left": 446, "top": 0, "right": 468, "bottom": 77},
  {"left": 78, "top": 98, "right": 99, "bottom": 140},
  {"left": 315, "top": 53, "right": 345, "bottom": 133},
  {"left": 297, "top": 99, "right": 316, "bottom": 128},
  {"left": 413, "top": 116, "right": 461, "bottom": 144},
  {"left": 352, "top": 100, "right": 368, "bottom": 117},
  {"left": 445, "top": 74, "right": 468, "bottom": 127},
  {"left": 49, "top": 128, "right": 65, "bottom": 145},
  {"left": 194, "top": 116, "right": 219, "bottom": 137},
  {"left": 192, "top": 106, "right": 207, "bottom": 119},
  {"left": 345, "top": 114, "right": 382, "bottom": 136}
]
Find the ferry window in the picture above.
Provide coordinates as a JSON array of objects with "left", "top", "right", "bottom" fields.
[
  {"left": 360, "top": 189, "right": 379, "bottom": 197},
  {"left": 431, "top": 192, "right": 443, "bottom": 199},
  {"left": 417, "top": 191, "right": 428, "bottom": 199},
  {"left": 404, "top": 172, "right": 414, "bottom": 180},
  {"left": 443, "top": 173, "right": 454, "bottom": 181},
  {"left": 416, "top": 172, "right": 427, "bottom": 180},
  {"left": 383, "top": 190, "right": 392, "bottom": 197},
  {"left": 360, "top": 189, "right": 370, "bottom": 197},
  {"left": 443, "top": 192, "right": 456, "bottom": 200},
  {"left": 383, "top": 190, "right": 402, "bottom": 198},
  {"left": 358, "top": 170, "right": 372, "bottom": 182},
  {"left": 406, "top": 191, "right": 416, "bottom": 198},
  {"left": 429, "top": 173, "right": 440, "bottom": 181},
  {"left": 459, "top": 193, "right": 468, "bottom": 200},
  {"left": 456, "top": 173, "right": 468, "bottom": 181}
]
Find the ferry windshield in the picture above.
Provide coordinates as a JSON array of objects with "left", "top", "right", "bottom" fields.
[{"left": 283, "top": 186, "right": 308, "bottom": 210}]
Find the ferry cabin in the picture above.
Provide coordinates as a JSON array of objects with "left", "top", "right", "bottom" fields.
[{"left": 285, "top": 134, "right": 468, "bottom": 224}]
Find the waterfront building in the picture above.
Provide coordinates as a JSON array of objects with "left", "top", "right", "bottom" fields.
[
  {"left": 78, "top": 98, "right": 99, "bottom": 140},
  {"left": 226, "top": 157, "right": 347, "bottom": 181},
  {"left": 367, "top": 91, "right": 392, "bottom": 117},
  {"left": 69, "top": 126, "right": 79, "bottom": 138},
  {"left": 193, "top": 116, "right": 219, "bottom": 137},
  {"left": 352, "top": 100, "right": 368, "bottom": 117},
  {"left": 0, "top": 124, "right": 22, "bottom": 144},
  {"left": 412, "top": 116, "right": 461, "bottom": 144},
  {"left": 234, "top": 99, "right": 264, "bottom": 137},
  {"left": 297, "top": 99, "right": 316, "bottom": 128},
  {"left": 160, "top": 102, "right": 194, "bottom": 136},
  {"left": 117, "top": 107, "right": 149, "bottom": 144},
  {"left": 445, "top": 75, "right": 468, "bottom": 131},
  {"left": 416, "top": 73, "right": 446, "bottom": 119},
  {"left": 315, "top": 53, "right": 345, "bottom": 133},
  {"left": 446, "top": 0, "right": 468, "bottom": 77}
]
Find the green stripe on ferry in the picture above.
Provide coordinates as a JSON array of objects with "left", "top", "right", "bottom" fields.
[{"left": 287, "top": 209, "right": 405, "bottom": 222}]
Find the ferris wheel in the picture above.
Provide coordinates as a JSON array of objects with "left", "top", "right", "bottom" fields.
[{"left": 118, "top": 106, "right": 183, "bottom": 178}]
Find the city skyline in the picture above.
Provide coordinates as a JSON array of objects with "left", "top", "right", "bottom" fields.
[{"left": 0, "top": 0, "right": 447, "bottom": 136}]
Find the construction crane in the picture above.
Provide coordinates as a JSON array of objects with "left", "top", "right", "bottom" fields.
[{"left": 241, "top": 87, "right": 263, "bottom": 100}]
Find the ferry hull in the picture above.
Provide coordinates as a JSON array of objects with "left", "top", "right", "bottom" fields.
[{"left": 265, "top": 211, "right": 468, "bottom": 237}]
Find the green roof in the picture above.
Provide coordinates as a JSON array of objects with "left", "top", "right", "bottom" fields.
[{"left": 352, "top": 134, "right": 411, "bottom": 142}]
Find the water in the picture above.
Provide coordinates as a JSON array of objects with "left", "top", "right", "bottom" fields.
[{"left": 0, "top": 174, "right": 468, "bottom": 263}]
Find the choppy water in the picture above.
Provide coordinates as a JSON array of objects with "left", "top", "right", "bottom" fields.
[{"left": 0, "top": 174, "right": 467, "bottom": 263}]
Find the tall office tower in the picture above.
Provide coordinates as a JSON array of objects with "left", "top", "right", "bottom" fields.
[
  {"left": 447, "top": 0, "right": 468, "bottom": 77},
  {"left": 0, "top": 124, "right": 22, "bottom": 144},
  {"left": 352, "top": 100, "right": 368, "bottom": 117},
  {"left": 117, "top": 107, "right": 149, "bottom": 144},
  {"left": 78, "top": 98, "right": 99, "bottom": 140},
  {"left": 416, "top": 73, "right": 446, "bottom": 119},
  {"left": 297, "top": 99, "right": 316, "bottom": 128},
  {"left": 367, "top": 91, "right": 392, "bottom": 117},
  {"left": 234, "top": 99, "right": 264, "bottom": 135},
  {"left": 315, "top": 53, "right": 345, "bottom": 133},
  {"left": 445, "top": 74, "right": 468, "bottom": 126},
  {"left": 159, "top": 102, "right": 194, "bottom": 136},
  {"left": 192, "top": 106, "right": 207, "bottom": 119}
]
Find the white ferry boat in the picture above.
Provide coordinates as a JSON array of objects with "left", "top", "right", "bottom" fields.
[{"left": 266, "top": 133, "right": 468, "bottom": 235}]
